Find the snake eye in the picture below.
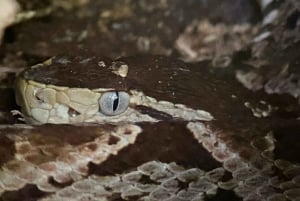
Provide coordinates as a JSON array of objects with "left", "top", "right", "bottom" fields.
[{"left": 99, "top": 91, "right": 130, "bottom": 116}]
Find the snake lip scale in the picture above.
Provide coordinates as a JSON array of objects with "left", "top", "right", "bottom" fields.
[{"left": 0, "top": 55, "right": 298, "bottom": 201}]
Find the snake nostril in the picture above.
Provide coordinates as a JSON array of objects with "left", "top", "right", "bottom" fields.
[
  {"left": 68, "top": 107, "right": 80, "bottom": 117},
  {"left": 34, "top": 89, "right": 45, "bottom": 104}
]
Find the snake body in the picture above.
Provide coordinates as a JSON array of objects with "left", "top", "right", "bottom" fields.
[{"left": 0, "top": 55, "right": 298, "bottom": 201}]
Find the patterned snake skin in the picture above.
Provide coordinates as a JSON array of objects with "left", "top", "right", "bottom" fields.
[
  {"left": 0, "top": 1, "right": 300, "bottom": 201},
  {"left": 1, "top": 53, "right": 299, "bottom": 201},
  {"left": 0, "top": 121, "right": 299, "bottom": 201}
]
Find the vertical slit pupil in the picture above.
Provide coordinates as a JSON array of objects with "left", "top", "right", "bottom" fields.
[{"left": 112, "top": 91, "right": 119, "bottom": 111}]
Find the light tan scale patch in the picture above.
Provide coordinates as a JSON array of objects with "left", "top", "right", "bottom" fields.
[
  {"left": 25, "top": 85, "right": 42, "bottom": 108},
  {"left": 110, "top": 61, "right": 129, "bottom": 77},
  {"left": 129, "top": 90, "right": 214, "bottom": 121},
  {"left": 16, "top": 78, "right": 103, "bottom": 124},
  {"left": 14, "top": 77, "right": 29, "bottom": 109},
  {"left": 56, "top": 91, "right": 70, "bottom": 105},
  {"left": 67, "top": 88, "right": 100, "bottom": 105},
  {"left": 68, "top": 101, "right": 90, "bottom": 114},
  {"left": 39, "top": 88, "right": 56, "bottom": 106},
  {"left": 31, "top": 108, "right": 50, "bottom": 124}
]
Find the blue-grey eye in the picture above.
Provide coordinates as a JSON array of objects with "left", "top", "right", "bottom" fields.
[{"left": 99, "top": 91, "right": 130, "bottom": 116}]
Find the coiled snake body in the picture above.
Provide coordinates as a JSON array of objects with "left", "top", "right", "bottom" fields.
[{"left": 0, "top": 55, "right": 298, "bottom": 201}]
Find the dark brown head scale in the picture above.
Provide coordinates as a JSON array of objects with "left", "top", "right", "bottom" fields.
[{"left": 24, "top": 55, "right": 129, "bottom": 90}]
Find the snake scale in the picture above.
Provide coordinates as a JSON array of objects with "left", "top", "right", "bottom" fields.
[
  {"left": 0, "top": 0, "right": 300, "bottom": 201},
  {"left": 0, "top": 54, "right": 298, "bottom": 201}
]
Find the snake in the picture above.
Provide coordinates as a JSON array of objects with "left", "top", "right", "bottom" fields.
[
  {"left": 0, "top": 0, "right": 300, "bottom": 200},
  {"left": 0, "top": 54, "right": 299, "bottom": 201}
]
